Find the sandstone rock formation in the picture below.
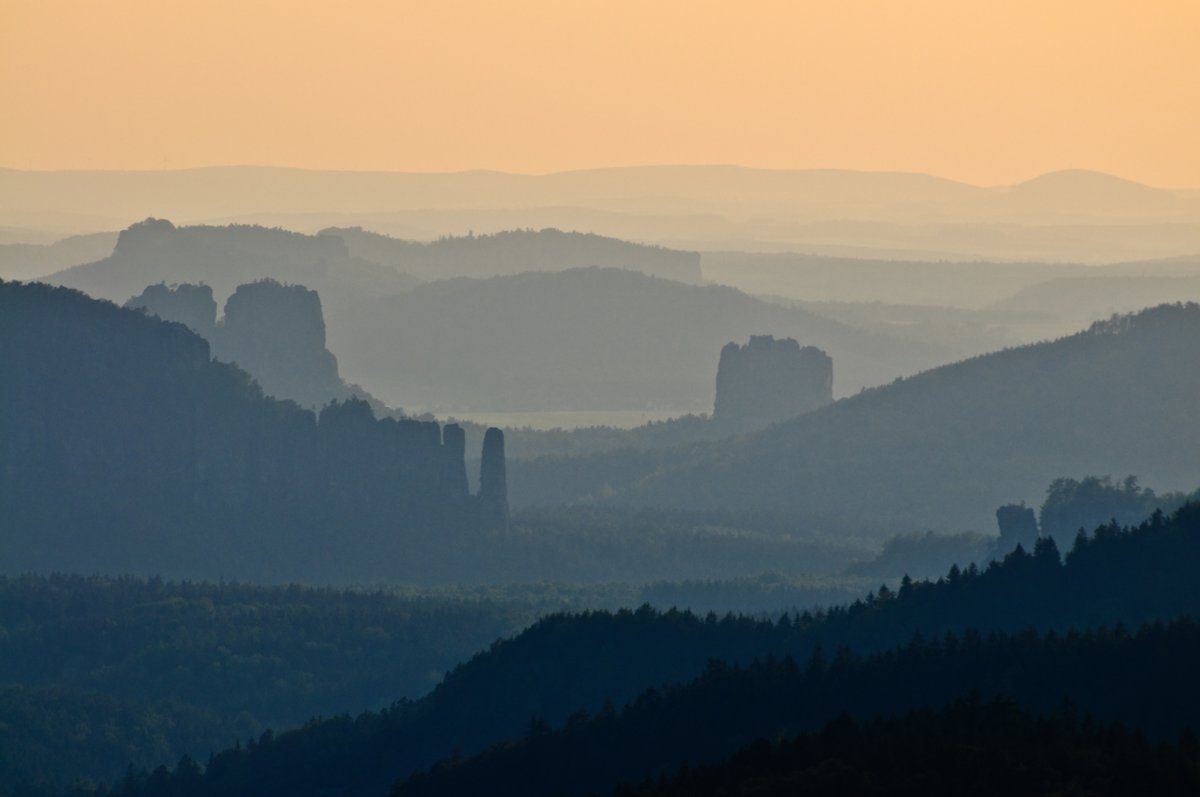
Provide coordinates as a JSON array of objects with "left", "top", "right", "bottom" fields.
[
  {"left": 441, "top": 423, "right": 470, "bottom": 499},
  {"left": 125, "top": 282, "right": 217, "bottom": 338},
  {"left": 218, "top": 280, "right": 343, "bottom": 409},
  {"left": 712, "top": 336, "right": 832, "bottom": 430},
  {"left": 995, "top": 503, "right": 1040, "bottom": 553},
  {"left": 127, "top": 279, "right": 353, "bottom": 410},
  {"left": 478, "top": 427, "right": 508, "bottom": 528}
]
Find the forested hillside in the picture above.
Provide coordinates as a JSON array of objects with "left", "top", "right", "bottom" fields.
[
  {"left": 0, "top": 576, "right": 558, "bottom": 791},
  {"left": 615, "top": 698, "right": 1200, "bottom": 797},
  {"left": 511, "top": 303, "right": 1200, "bottom": 531},
  {"left": 99, "top": 504, "right": 1200, "bottom": 797},
  {"left": 389, "top": 621, "right": 1200, "bottom": 797}
]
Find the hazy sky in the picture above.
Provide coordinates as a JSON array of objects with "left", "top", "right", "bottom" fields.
[{"left": 2, "top": 0, "right": 1197, "bottom": 186}]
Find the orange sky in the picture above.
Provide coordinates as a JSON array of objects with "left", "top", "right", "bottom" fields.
[{"left": 2, "top": 0, "right": 1198, "bottom": 186}]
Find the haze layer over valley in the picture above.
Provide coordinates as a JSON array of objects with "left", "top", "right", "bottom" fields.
[{"left": 5, "top": 166, "right": 1200, "bottom": 265}]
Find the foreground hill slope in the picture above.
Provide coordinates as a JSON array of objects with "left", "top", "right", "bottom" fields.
[
  {"left": 609, "top": 698, "right": 1200, "bottom": 797},
  {"left": 105, "top": 504, "right": 1200, "bottom": 797},
  {"left": 390, "top": 622, "right": 1200, "bottom": 797},
  {"left": 513, "top": 304, "right": 1200, "bottom": 530},
  {"left": 333, "top": 267, "right": 955, "bottom": 411}
]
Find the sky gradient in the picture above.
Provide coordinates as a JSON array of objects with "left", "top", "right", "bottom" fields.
[{"left": 2, "top": 0, "right": 1197, "bottom": 186}]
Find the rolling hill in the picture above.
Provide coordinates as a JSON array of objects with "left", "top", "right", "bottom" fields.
[
  {"left": 322, "top": 226, "right": 702, "bottom": 282},
  {"left": 329, "top": 267, "right": 957, "bottom": 412},
  {"left": 510, "top": 303, "right": 1200, "bottom": 532},
  {"left": 0, "top": 230, "right": 117, "bottom": 281}
]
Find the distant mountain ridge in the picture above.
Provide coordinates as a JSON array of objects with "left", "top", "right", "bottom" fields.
[
  {"left": 321, "top": 226, "right": 702, "bottom": 282},
  {"left": 0, "top": 230, "right": 117, "bottom": 281},
  {"left": 5, "top": 167, "right": 1199, "bottom": 265},
  {"left": 3, "top": 165, "right": 1193, "bottom": 224},
  {"left": 45, "top": 218, "right": 421, "bottom": 312}
]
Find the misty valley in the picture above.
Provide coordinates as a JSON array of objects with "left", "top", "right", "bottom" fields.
[{"left": 3, "top": 165, "right": 1200, "bottom": 797}]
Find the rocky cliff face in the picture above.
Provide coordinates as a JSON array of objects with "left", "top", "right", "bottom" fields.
[
  {"left": 217, "top": 280, "right": 344, "bottom": 409},
  {"left": 478, "top": 427, "right": 508, "bottom": 529},
  {"left": 127, "top": 279, "right": 353, "bottom": 410},
  {"left": 995, "top": 504, "right": 1039, "bottom": 551},
  {"left": 1, "top": 282, "right": 511, "bottom": 580},
  {"left": 441, "top": 423, "right": 470, "bottom": 499},
  {"left": 126, "top": 282, "right": 218, "bottom": 339},
  {"left": 712, "top": 336, "right": 832, "bottom": 430}
]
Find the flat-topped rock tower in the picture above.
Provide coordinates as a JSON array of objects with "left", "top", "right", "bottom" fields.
[{"left": 713, "top": 335, "right": 832, "bottom": 431}]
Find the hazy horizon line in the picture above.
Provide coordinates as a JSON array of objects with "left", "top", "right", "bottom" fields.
[{"left": 3, "top": 163, "right": 1195, "bottom": 192}]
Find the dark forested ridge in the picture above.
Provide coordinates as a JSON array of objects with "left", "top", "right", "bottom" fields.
[
  {"left": 0, "top": 280, "right": 504, "bottom": 580},
  {"left": 616, "top": 698, "right": 1200, "bottom": 797},
  {"left": 95, "top": 504, "right": 1200, "bottom": 797},
  {"left": 321, "top": 226, "right": 703, "bottom": 283},
  {"left": 0, "top": 573, "right": 878, "bottom": 792},
  {"left": 511, "top": 303, "right": 1200, "bottom": 530},
  {"left": 390, "top": 622, "right": 1200, "bottom": 797}
]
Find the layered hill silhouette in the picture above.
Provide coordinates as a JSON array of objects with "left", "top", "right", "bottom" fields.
[
  {"left": 991, "top": 273, "right": 1200, "bottom": 323},
  {"left": 44, "top": 218, "right": 421, "bottom": 312},
  {"left": 511, "top": 304, "right": 1200, "bottom": 531},
  {"left": 4, "top": 166, "right": 1195, "bottom": 227},
  {"left": 0, "top": 280, "right": 505, "bottom": 580},
  {"left": 6, "top": 166, "right": 1199, "bottom": 262},
  {"left": 0, "top": 230, "right": 116, "bottom": 281},
  {"left": 321, "top": 226, "right": 702, "bottom": 282},
  {"left": 332, "top": 267, "right": 955, "bottom": 411}
]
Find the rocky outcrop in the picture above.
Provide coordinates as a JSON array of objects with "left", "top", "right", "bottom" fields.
[
  {"left": 126, "top": 282, "right": 217, "bottom": 338},
  {"left": 127, "top": 279, "right": 355, "bottom": 410},
  {"left": 478, "top": 427, "right": 508, "bottom": 528},
  {"left": 217, "top": 280, "right": 343, "bottom": 409},
  {"left": 442, "top": 423, "right": 470, "bottom": 498},
  {"left": 712, "top": 336, "right": 832, "bottom": 430},
  {"left": 995, "top": 504, "right": 1039, "bottom": 552},
  {"left": 1, "top": 282, "right": 514, "bottom": 581}
]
